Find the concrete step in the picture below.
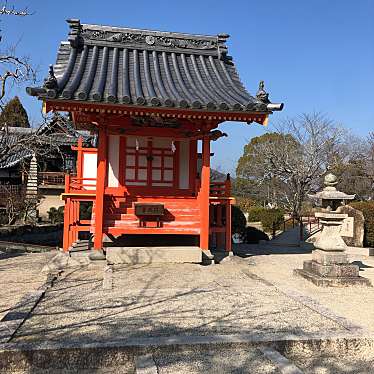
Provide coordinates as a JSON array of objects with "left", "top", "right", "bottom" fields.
[
  {"left": 71, "top": 240, "right": 89, "bottom": 247},
  {"left": 106, "top": 220, "right": 200, "bottom": 228},
  {"left": 106, "top": 246, "right": 202, "bottom": 264},
  {"left": 69, "top": 239, "right": 90, "bottom": 252}
]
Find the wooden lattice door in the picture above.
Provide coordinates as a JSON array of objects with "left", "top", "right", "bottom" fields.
[{"left": 123, "top": 137, "right": 177, "bottom": 188}]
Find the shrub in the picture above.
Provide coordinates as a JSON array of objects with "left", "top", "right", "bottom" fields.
[
  {"left": 246, "top": 207, "right": 265, "bottom": 222},
  {"left": 244, "top": 226, "right": 269, "bottom": 243},
  {"left": 350, "top": 202, "right": 374, "bottom": 247},
  {"left": 261, "top": 209, "right": 284, "bottom": 231},
  {"left": 80, "top": 201, "right": 93, "bottom": 220},
  {"left": 231, "top": 205, "right": 247, "bottom": 235},
  {"left": 47, "top": 206, "right": 64, "bottom": 224},
  {"left": 247, "top": 207, "right": 284, "bottom": 231}
]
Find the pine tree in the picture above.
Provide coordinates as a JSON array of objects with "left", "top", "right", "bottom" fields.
[{"left": 0, "top": 96, "right": 30, "bottom": 128}]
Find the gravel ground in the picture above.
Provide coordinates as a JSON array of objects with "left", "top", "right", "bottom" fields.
[
  {"left": 3, "top": 245, "right": 374, "bottom": 373},
  {"left": 154, "top": 347, "right": 280, "bottom": 374},
  {"left": 238, "top": 245, "right": 374, "bottom": 333},
  {"left": 0, "top": 250, "right": 57, "bottom": 320},
  {"left": 286, "top": 352, "right": 374, "bottom": 374},
  {"left": 12, "top": 260, "right": 348, "bottom": 345},
  {"left": 4, "top": 367, "right": 133, "bottom": 374}
]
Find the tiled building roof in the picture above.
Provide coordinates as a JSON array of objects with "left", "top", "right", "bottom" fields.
[
  {"left": 27, "top": 20, "right": 282, "bottom": 114},
  {"left": 0, "top": 115, "right": 92, "bottom": 169}
]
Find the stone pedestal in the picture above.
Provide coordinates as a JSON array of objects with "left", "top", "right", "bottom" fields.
[{"left": 295, "top": 212, "right": 371, "bottom": 287}]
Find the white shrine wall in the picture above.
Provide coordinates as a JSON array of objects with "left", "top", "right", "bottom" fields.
[
  {"left": 107, "top": 135, "right": 120, "bottom": 187},
  {"left": 82, "top": 152, "right": 97, "bottom": 190}
]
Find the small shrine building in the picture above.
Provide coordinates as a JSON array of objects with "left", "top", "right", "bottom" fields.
[{"left": 27, "top": 19, "right": 283, "bottom": 262}]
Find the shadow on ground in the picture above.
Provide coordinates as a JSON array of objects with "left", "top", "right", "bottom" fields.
[{"left": 233, "top": 242, "right": 314, "bottom": 257}]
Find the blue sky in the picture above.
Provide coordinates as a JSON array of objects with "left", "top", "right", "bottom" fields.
[{"left": 2, "top": 0, "right": 374, "bottom": 173}]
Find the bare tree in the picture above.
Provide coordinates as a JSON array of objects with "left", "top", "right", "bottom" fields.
[
  {"left": 367, "top": 132, "right": 374, "bottom": 194},
  {"left": 0, "top": 113, "right": 70, "bottom": 167},
  {"left": 237, "top": 113, "right": 347, "bottom": 216},
  {"left": 0, "top": 2, "right": 35, "bottom": 106}
]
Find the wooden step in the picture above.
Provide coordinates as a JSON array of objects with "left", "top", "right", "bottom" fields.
[
  {"left": 105, "top": 227, "right": 200, "bottom": 236},
  {"left": 104, "top": 214, "right": 200, "bottom": 222},
  {"left": 104, "top": 206, "right": 200, "bottom": 214}
]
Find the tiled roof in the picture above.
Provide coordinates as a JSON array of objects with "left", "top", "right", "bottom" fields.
[
  {"left": 0, "top": 116, "right": 93, "bottom": 169},
  {"left": 27, "top": 20, "right": 283, "bottom": 114}
]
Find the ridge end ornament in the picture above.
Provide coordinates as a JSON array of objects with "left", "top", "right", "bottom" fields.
[
  {"left": 256, "top": 80, "right": 270, "bottom": 104},
  {"left": 67, "top": 19, "right": 84, "bottom": 49},
  {"left": 43, "top": 65, "right": 58, "bottom": 90}
]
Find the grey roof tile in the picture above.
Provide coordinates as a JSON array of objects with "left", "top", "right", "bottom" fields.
[
  {"left": 27, "top": 20, "right": 283, "bottom": 113},
  {"left": 0, "top": 116, "right": 92, "bottom": 169}
]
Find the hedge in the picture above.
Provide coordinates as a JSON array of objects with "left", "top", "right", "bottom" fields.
[
  {"left": 247, "top": 207, "right": 284, "bottom": 231},
  {"left": 350, "top": 201, "right": 374, "bottom": 247}
]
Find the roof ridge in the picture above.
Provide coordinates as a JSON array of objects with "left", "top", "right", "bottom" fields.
[
  {"left": 66, "top": 19, "right": 230, "bottom": 60},
  {"left": 81, "top": 22, "right": 225, "bottom": 41}
]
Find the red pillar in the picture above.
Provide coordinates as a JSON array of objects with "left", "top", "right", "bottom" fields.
[
  {"left": 76, "top": 137, "right": 83, "bottom": 178},
  {"left": 93, "top": 126, "right": 107, "bottom": 251},
  {"left": 63, "top": 197, "right": 71, "bottom": 251},
  {"left": 225, "top": 202, "right": 232, "bottom": 252},
  {"left": 225, "top": 174, "right": 232, "bottom": 252},
  {"left": 199, "top": 135, "right": 210, "bottom": 250}
]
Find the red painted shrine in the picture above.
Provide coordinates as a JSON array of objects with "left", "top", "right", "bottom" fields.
[{"left": 27, "top": 20, "right": 283, "bottom": 262}]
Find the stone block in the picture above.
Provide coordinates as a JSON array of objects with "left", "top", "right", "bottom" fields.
[
  {"left": 102, "top": 266, "right": 113, "bottom": 290},
  {"left": 89, "top": 250, "right": 106, "bottom": 260},
  {"left": 337, "top": 205, "right": 364, "bottom": 247},
  {"left": 106, "top": 246, "right": 202, "bottom": 264},
  {"left": 294, "top": 269, "right": 372, "bottom": 287},
  {"left": 312, "top": 250, "right": 348, "bottom": 265},
  {"left": 302, "top": 260, "right": 360, "bottom": 278}
]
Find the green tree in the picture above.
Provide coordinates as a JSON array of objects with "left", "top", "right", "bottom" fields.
[{"left": 0, "top": 96, "right": 30, "bottom": 127}]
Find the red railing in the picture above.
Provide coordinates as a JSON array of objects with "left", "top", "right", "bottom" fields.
[
  {"left": 272, "top": 215, "right": 321, "bottom": 241},
  {"left": 302, "top": 215, "right": 321, "bottom": 239},
  {"left": 38, "top": 172, "right": 65, "bottom": 186},
  {"left": 210, "top": 174, "right": 231, "bottom": 197},
  {"left": 65, "top": 174, "right": 97, "bottom": 193}
]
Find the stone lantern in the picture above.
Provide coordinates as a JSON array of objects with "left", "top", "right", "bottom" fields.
[
  {"left": 294, "top": 173, "right": 371, "bottom": 287},
  {"left": 309, "top": 173, "right": 355, "bottom": 211}
]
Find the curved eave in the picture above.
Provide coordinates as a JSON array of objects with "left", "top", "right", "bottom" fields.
[{"left": 42, "top": 98, "right": 271, "bottom": 125}]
